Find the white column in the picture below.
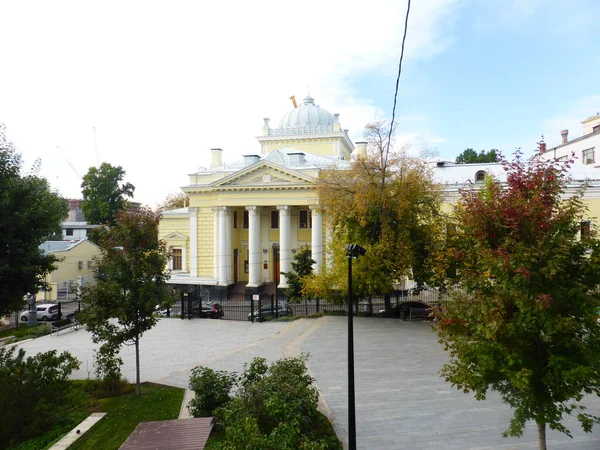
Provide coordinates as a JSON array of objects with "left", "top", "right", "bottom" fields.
[
  {"left": 212, "top": 207, "right": 220, "bottom": 279},
  {"left": 218, "top": 207, "right": 229, "bottom": 286},
  {"left": 246, "top": 206, "right": 261, "bottom": 287},
  {"left": 278, "top": 205, "right": 291, "bottom": 288},
  {"left": 189, "top": 207, "right": 198, "bottom": 276},
  {"left": 310, "top": 205, "right": 323, "bottom": 274}
]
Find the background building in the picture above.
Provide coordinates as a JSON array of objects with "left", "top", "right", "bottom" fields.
[{"left": 159, "top": 96, "right": 355, "bottom": 296}]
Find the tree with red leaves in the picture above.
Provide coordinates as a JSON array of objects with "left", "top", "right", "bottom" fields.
[{"left": 435, "top": 148, "right": 600, "bottom": 450}]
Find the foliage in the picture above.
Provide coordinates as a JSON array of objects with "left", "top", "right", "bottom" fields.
[
  {"left": 157, "top": 191, "right": 189, "bottom": 212},
  {"left": 0, "top": 347, "right": 80, "bottom": 449},
  {"left": 0, "top": 324, "right": 51, "bottom": 342},
  {"left": 283, "top": 248, "right": 316, "bottom": 315},
  {"left": 93, "top": 342, "right": 125, "bottom": 394},
  {"left": 67, "top": 383, "right": 184, "bottom": 450},
  {"left": 314, "top": 121, "right": 446, "bottom": 300},
  {"left": 435, "top": 149, "right": 600, "bottom": 448},
  {"left": 80, "top": 162, "right": 135, "bottom": 227},
  {"left": 0, "top": 124, "right": 68, "bottom": 317},
  {"left": 191, "top": 355, "right": 341, "bottom": 449},
  {"left": 455, "top": 148, "right": 498, "bottom": 164},
  {"left": 188, "top": 367, "right": 238, "bottom": 417},
  {"left": 81, "top": 208, "right": 175, "bottom": 396}
]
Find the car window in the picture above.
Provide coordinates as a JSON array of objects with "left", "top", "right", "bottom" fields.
[{"left": 37, "top": 307, "right": 46, "bottom": 312}]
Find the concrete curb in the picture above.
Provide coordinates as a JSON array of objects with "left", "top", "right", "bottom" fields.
[{"left": 49, "top": 412, "right": 106, "bottom": 449}]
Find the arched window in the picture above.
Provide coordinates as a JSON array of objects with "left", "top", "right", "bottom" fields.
[{"left": 475, "top": 171, "right": 486, "bottom": 182}]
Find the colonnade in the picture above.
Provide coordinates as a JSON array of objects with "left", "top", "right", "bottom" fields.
[{"left": 211, "top": 205, "right": 323, "bottom": 288}]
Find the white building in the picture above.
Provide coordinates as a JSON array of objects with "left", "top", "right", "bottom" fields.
[{"left": 542, "top": 113, "right": 600, "bottom": 169}]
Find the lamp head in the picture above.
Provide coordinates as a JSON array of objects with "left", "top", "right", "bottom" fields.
[{"left": 345, "top": 244, "right": 366, "bottom": 258}]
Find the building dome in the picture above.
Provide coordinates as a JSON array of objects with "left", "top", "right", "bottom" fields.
[{"left": 277, "top": 96, "right": 337, "bottom": 134}]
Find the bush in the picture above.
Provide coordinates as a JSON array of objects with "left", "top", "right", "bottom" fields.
[
  {"left": 194, "top": 355, "right": 341, "bottom": 449},
  {"left": 0, "top": 347, "right": 80, "bottom": 449},
  {"left": 93, "top": 342, "right": 126, "bottom": 394},
  {"left": 188, "top": 367, "right": 238, "bottom": 418}
]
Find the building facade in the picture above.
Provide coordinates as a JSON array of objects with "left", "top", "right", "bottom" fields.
[
  {"left": 542, "top": 113, "right": 600, "bottom": 168},
  {"left": 159, "top": 96, "right": 358, "bottom": 294}
]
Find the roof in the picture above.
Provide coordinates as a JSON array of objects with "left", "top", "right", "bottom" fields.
[
  {"left": 276, "top": 95, "right": 337, "bottom": 135},
  {"left": 197, "top": 148, "right": 351, "bottom": 175},
  {"left": 119, "top": 417, "right": 215, "bottom": 450},
  {"left": 39, "top": 240, "right": 97, "bottom": 254}
]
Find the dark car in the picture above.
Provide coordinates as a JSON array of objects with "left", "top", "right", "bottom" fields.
[
  {"left": 190, "top": 303, "right": 224, "bottom": 319},
  {"left": 66, "top": 308, "right": 81, "bottom": 321},
  {"left": 248, "top": 304, "right": 293, "bottom": 321},
  {"left": 377, "top": 301, "right": 435, "bottom": 320}
]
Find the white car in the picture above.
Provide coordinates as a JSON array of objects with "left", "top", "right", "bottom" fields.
[{"left": 20, "top": 303, "right": 61, "bottom": 322}]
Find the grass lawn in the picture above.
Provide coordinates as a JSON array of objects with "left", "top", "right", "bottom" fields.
[
  {"left": 67, "top": 383, "right": 184, "bottom": 450},
  {"left": 0, "top": 323, "right": 51, "bottom": 342}
]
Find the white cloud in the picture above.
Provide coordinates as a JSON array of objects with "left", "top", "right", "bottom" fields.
[{"left": 0, "top": 0, "right": 461, "bottom": 206}]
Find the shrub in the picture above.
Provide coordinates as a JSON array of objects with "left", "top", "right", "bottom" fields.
[
  {"left": 0, "top": 347, "right": 80, "bottom": 448},
  {"left": 188, "top": 367, "right": 238, "bottom": 417},
  {"left": 93, "top": 342, "right": 125, "bottom": 394},
  {"left": 204, "top": 355, "right": 341, "bottom": 449}
]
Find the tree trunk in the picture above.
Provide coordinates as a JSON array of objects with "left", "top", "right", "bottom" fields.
[
  {"left": 135, "top": 336, "right": 141, "bottom": 397},
  {"left": 537, "top": 422, "right": 547, "bottom": 450}
]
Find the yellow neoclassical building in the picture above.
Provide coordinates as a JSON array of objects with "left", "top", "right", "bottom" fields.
[{"left": 159, "top": 96, "right": 360, "bottom": 295}]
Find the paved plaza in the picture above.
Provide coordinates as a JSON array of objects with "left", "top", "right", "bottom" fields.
[{"left": 13, "top": 316, "right": 600, "bottom": 449}]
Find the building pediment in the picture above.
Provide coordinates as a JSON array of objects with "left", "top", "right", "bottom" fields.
[
  {"left": 164, "top": 231, "right": 188, "bottom": 240},
  {"left": 212, "top": 161, "right": 315, "bottom": 189}
]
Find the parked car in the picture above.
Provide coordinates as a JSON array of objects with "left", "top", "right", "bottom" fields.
[
  {"left": 377, "top": 301, "right": 436, "bottom": 320},
  {"left": 248, "top": 303, "right": 293, "bottom": 321},
  {"left": 66, "top": 308, "right": 80, "bottom": 321},
  {"left": 190, "top": 303, "right": 224, "bottom": 319},
  {"left": 20, "top": 303, "right": 62, "bottom": 322}
]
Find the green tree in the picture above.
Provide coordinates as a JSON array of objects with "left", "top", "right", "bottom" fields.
[
  {"left": 313, "top": 121, "right": 446, "bottom": 308},
  {"left": 0, "top": 124, "right": 68, "bottom": 316},
  {"left": 455, "top": 148, "right": 498, "bottom": 164},
  {"left": 435, "top": 150, "right": 600, "bottom": 449},
  {"left": 80, "top": 162, "right": 135, "bottom": 226},
  {"left": 157, "top": 191, "right": 189, "bottom": 212},
  {"left": 81, "top": 208, "right": 175, "bottom": 397},
  {"left": 282, "top": 248, "right": 315, "bottom": 315}
]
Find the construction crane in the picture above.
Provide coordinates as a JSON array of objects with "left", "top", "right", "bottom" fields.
[
  {"left": 289, "top": 95, "right": 297, "bottom": 108},
  {"left": 56, "top": 146, "right": 82, "bottom": 179}
]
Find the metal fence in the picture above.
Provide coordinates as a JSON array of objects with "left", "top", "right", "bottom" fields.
[{"left": 169, "top": 287, "right": 452, "bottom": 322}]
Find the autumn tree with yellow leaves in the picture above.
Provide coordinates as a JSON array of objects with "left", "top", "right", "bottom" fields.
[{"left": 306, "top": 122, "right": 447, "bottom": 311}]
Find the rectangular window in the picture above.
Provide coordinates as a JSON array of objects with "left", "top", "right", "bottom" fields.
[
  {"left": 87, "top": 260, "right": 93, "bottom": 269},
  {"left": 172, "top": 248, "right": 183, "bottom": 270},
  {"left": 299, "top": 210, "right": 312, "bottom": 229},
  {"left": 66, "top": 229, "right": 74, "bottom": 236},
  {"left": 581, "top": 221, "right": 591, "bottom": 240},
  {"left": 271, "top": 210, "right": 279, "bottom": 229},
  {"left": 78, "top": 261, "right": 83, "bottom": 270},
  {"left": 243, "top": 211, "right": 249, "bottom": 229},
  {"left": 593, "top": 125, "right": 600, "bottom": 133},
  {"left": 233, "top": 211, "right": 238, "bottom": 229},
  {"left": 583, "top": 148, "right": 595, "bottom": 165}
]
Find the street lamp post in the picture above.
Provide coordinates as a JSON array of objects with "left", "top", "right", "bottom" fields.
[{"left": 345, "top": 243, "right": 366, "bottom": 450}]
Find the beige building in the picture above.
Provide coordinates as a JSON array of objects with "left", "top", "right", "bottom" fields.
[
  {"left": 160, "top": 96, "right": 357, "bottom": 295},
  {"left": 542, "top": 113, "right": 600, "bottom": 168},
  {"left": 37, "top": 239, "right": 100, "bottom": 301}
]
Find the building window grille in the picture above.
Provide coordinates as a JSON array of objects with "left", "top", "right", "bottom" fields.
[
  {"left": 271, "top": 210, "right": 279, "bottom": 229},
  {"left": 243, "top": 211, "right": 249, "bottom": 229},
  {"left": 233, "top": 210, "right": 238, "bottom": 229},
  {"left": 172, "top": 248, "right": 183, "bottom": 271},
  {"left": 299, "top": 210, "right": 312, "bottom": 229},
  {"left": 583, "top": 148, "right": 595, "bottom": 165},
  {"left": 87, "top": 260, "right": 93, "bottom": 269},
  {"left": 78, "top": 261, "right": 84, "bottom": 270}
]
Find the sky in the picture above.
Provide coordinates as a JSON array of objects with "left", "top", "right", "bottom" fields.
[{"left": 1, "top": 0, "right": 599, "bottom": 208}]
